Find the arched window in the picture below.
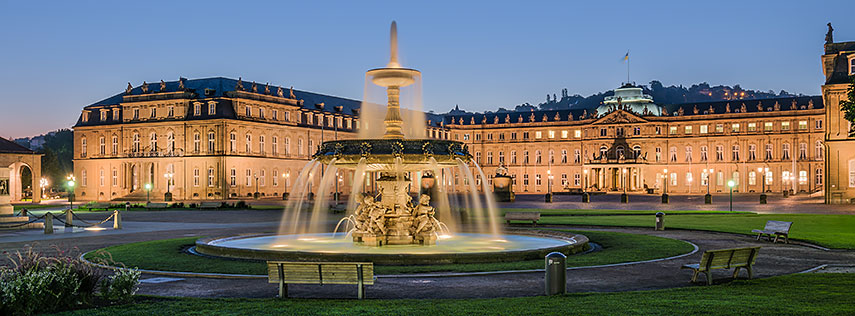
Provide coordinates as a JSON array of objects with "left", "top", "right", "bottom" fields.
[
  {"left": 81, "top": 137, "right": 87, "bottom": 157},
  {"left": 193, "top": 132, "right": 200, "bottom": 153},
  {"left": 633, "top": 146, "right": 641, "bottom": 159},
  {"left": 167, "top": 132, "right": 175, "bottom": 153},
  {"left": 229, "top": 132, "right": 237, "bottom": 152},
  {"left": 732, "top": 145, "right": 740, "bottom": 161},
  {"left": 272, "top": 136, "right": 278, "bottom": 155},
  {"left": 599, "top": 146, "right": 607, "bottom": 159},
  {"left": 815, "top": 140, "right": 823, "bottom": 159},
  {"left": 616, "top": 146, "right": 624, "bottom": 159},
  {"left": 748, "top": 144, "right": 756, "bottom": 161},
  {"left": 548, "top": 150, "right": 554, "bottom": 164},
  {"left": 535, "top": 150, "right": 542, "bottom": 164},
  {"left": 111, "top": 135, "right": 118, "bottom": 155},
  {"left": 246, "top": 134, "right": 252, "bottom": 153},
  {"left": 685, "top": 146, "right": 692, "bottom": 162},
  {"left": 523, "top": 151, "right": 529, "bottom": 164},
  {"left": 99, "top": 137, "right": 105, "bottom": 155},
  {"left": 259, "top": 135, "right": 266, "bottom": 155},
  {"left": 207, "top": 131, "right": 215, "bottom": 153},
  {"left": 561, "top": 150, "right": 567, "bottom": 164},
  {"left": 511, "top": 151, "right": 517, "bottom": 164},
  {"left": 149, "top": 132, "right": 157, "bottom": 151},
  {"left": 132, "top": 133, "right": 140, "bottom": 153},
  {"left": 799, "top": 143, "right": 807, "bottom": 160},
  {"left": 782, "top": 143, "right": 791, "bottom": 160},
  {"left": 669, "top": 147, "right": 677, "bottom": 162}
]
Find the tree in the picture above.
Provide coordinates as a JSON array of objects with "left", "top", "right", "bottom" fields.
[{"left": 840, "top": 75, "right": 855, "bottom": 136}]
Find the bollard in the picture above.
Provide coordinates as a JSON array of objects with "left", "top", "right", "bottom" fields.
[
  {"left": 282, "top": 192, "right": 289, "bottom": 200},
  {"left": 44, "top": 212, "right": 54, "bottom": 234},
  {"left": 782, "top": 190, "right": 790, "bottom": 198},
  {"left": 21, "top": 208, "right": 27, "bottom": 217},
  {"left": 581, "top": 192, "right": 590, "bottom": 203},
  {"left": 113, "top": 210, "right": 122, "bottom": 229},
  {"left": 545, "top": 252, "right": 566, "bottom": 295},
  {"left": 125, "top": 201, "right": 130, "bottom": 212},
  {"left": 545, "top": 193, "right": 553, "bottom": 203},
  {"left": 620, "top": 193, "right": 628, "bottom": 203},
  {"left": 661, "top": 193, "right": 669, "bottom": 204},
  {"left": 759, "top": 193, "right": 767, "bottom": 204},
  {"left": 704, "top": 193, "right": 712, "bottom": 204},
  {"left": 65, "top": 210, "right": 73, "bottom": 227},
  {"left": 655, "top": 212, "right": 665, "bottom": 231}
]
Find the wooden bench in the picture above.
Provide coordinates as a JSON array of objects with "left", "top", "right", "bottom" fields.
[
  {"left": 198, "top": 202, "right": 222, "bottom": 209},
  {"left": 504, "top": 212, "right": 540, "bottom": 226},
  {"left": 86, "top": 202, "right": 112, "bottom": 211},
  {"left": 267, "top": 261, "right": 373, "bottom": 299},
  {"left": 751, "top": 220, "right": 792, "bottom": 244},
  {"left": 681, "top": 246, "right": 760, "bottom": 285},
  {"left": 145, "top": 202, "right": 169, "bottom": 209}
]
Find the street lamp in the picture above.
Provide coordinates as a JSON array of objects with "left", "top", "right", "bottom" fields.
[
  {"left": 545, "top": 169, "right": 553, "bottom": 203},
  {"left": 661, "top": 168, "right": 669, "bottom": 204},
  {"left": 582, "top": 169, "right": 590, "bottom": 203},
  {"left": 254, "top": 173, "right": 259, "bottom": 199},
  {"left": 704, "top": 168, "right": 713, "bottom": 204},
  {"left": 621, "top": 168, "right": 628, "bottom": 203},
  {"left": 727, "top": 180, "right": 735, "bottom": 212},
  {"left": 758, "top": 167, "right": 768, "bottom": 204},
  {"left": 163, "top": 172, "right": 174, "bottom": 201},
  {"left": 144, "top": 183, "right": 152, "bottom": 204},
  {"left": 40, "top": 178, "right": 48, "bottom": 199},
  {"left": 65, "top": 176, "right": 76, "bottom": 210},
  {"left": 282, "top": 172, "right": 290, "bottom": 200}
]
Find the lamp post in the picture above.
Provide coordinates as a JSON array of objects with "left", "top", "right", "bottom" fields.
[
  {"left": 582, "top": 169, "right": 590, "bottom": 203},
  {"left": 704, "top": 168, "right": 713, "bottom": 204},
  {"left": 758, "top": 167, "right": 768, "bottom": 204},
  {"left": 282, "top": 172, "right": 290, "bottom": 200},
  {"left": 546, "top": 169, "right": 554, "bottom": 202},
  {"left": 65, "top": 175, "right": 76, "bottom": 210},
  {"left": 163, "top": 172, "right": 173, "bottom": 201},
  {"left": 727, "top": 180, "right": 735, "bottom": 212},
  {"left": 620, "top": 168, "right": 628, "bottom": 203},
  {"left": 144, "top": 183, "right": 152, "bottom": 204},
  {"left": 254, "top": 173, "right": 259, "bottom": 199},
  {"left": 661, "top": 168, "right": 669, "bottom": 204},
  {"left": 40, "top": 178, "right": 48, "bottom": 200}
]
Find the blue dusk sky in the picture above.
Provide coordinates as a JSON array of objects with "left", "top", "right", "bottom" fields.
[{"left": 1, "top": 0, "right": 853, "bottom": 138}]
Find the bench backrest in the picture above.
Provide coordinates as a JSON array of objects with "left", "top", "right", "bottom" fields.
[
  {"left": 199, "top": 202, "right": 221, "bottom": 207},
  {"left": 505, "top": 212, "right": 540, "bottom": 220},
  {"left": 763, "top": 220, "right": 792, "bottom": 233},
  {"left": 267, "top": 261, "right": 374, "bottom": 285},
  {"left": 698, "top": 247, "right": 760, "bottom": 271}
]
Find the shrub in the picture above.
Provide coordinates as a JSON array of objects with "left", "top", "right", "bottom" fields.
[
  {"left": 100, "top": 268, "right": 140, "bottom": 303},
  {"left": 235, "top": 201, "right": 248, "bottom": 209}
]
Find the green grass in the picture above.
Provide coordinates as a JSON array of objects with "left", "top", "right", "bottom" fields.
[
  {"left": 12, "top": 204, "right": 55, "bottom": 211},
  {"left": 54, "top": 273, "right": 855, "bottom": 315},
  {"left": 538, "top": 213, "right": 855, "bottom": 249},
  {"left": 500, "top": 208, "right": 753, "bottom": 216},
  {"left": 84, "top": 230, "right": 694, "bottom": 275}
]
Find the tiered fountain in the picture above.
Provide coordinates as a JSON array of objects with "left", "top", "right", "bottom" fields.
[{"left": 195, "top": 22, "right": 587, "bottom": 265}]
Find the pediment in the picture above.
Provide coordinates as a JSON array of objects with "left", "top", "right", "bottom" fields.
[{"left": 591, "top": 110, "right": 648, "bottom": 125}]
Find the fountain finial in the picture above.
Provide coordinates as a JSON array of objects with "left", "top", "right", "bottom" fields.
[{"left": 389, "top": 21, "right": 399, "bottom": 68}]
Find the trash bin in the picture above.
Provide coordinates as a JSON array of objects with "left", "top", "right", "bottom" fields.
[
  {"left": 545, "top": 193, "right": 553, "bottom": 203},
  {"left": 545, "top": 252, "right": 566, "bottom": 295},
  {"left": 655, "top": 212, "right": 665, "bottom": 231}
]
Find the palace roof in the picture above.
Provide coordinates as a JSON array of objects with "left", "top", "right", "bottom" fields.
[{"left": 0, "top": 137, "right": 35, "bottom": 154}]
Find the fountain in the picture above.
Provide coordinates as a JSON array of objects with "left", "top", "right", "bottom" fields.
[{"left": 195, "top": 22, "right": 588, "bottom": 265}]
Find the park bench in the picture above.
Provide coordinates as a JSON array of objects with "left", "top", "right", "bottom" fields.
[
  {"left": 267, "top": 261, "right": 374, "bottom": 299},
  {"left": 145, "top": 202, "right": 169, "bottom": 210},
  {"left": 751, "top": 220, "right": 792, "bottom": 244},
  {"left": 198, "top": 202, "right": 222, "bottom": 209},
  {"left": 86, "top": 202, "right": 112, "bottom": 211},
  {"left": 680, "top": 246, "right": 760, "bottom": 285},
  {"left": 504, "top": 212, "right": 540, "bottom": 226}
]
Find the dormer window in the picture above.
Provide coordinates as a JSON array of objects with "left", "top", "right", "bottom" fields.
[
  {"left": 194, "top": 103, "right": 202, "bottom": 116},
  {"left": 208, "top": 102, "right": 216, "bottom": 115},
  {"left": 82, "top": 111, "right": 89, "bottom": 122},
  {"left": 100, "top": 110, "right": 107, "bottom": 121},
  {"left": 112, "top": 109, "right": 120, "bottom": 121},
  {"left": 850, "top": 57, "right": 855, "bottom": 75}
]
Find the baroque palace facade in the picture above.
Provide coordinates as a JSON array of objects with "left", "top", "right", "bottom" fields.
[{"left": 73, "top": 31, "right": 855, "bottom": 203}]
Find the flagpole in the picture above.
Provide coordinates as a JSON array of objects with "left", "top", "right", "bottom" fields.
[{"left": 626, "top": 52, "right": 630, "bottom": 83}]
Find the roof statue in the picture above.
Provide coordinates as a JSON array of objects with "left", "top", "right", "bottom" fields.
[
  {"left": 661, "top": 109, "right": 669, "bottom": 116},
  {"left": 591, "top": 109, "right": 598, "bottom": 117},
  {"left": 774, "top": 101, "right": 780, "bottom": 111},
  {"left": 693, "top": 105, "right": 699, "bottom": 115},
  {"left": 505, "top": 114, "right": 510, "bottom": 123},
  {"left": 708, "top": 105, "right": 714, "bottom": 114},
  {"left": 277, "top": 86, "right": 284, "bottom": 97},
  {"left": 160, "top": 80, "right": 167, "bottom": 92},
  {"left": 470, "top": 117, "right": 475, "bottom": 125},
  {"left": 542, "top": 114, "right": 548, "bottom": 122},
  {"left": 235, "top": 77, "right": 244, "bottom": 91},
  {"left": 808, "top": 100, "right": 814, "bottom": 109},
  {"left": 740, "top": 103, "right": 747, "bottom": 113},
  {"left": 677, "top": 107, "right": 684, "bottom": 116},
  {"left": 126, "top": 82, "right": 133, "bottom": 94},
  {"left": 757, "top": 100, "right": 763, "bottom": 112},
  {"left": 582, "top": 110, "right": 588, "bottom": 119},
  {"left": 517, "top": 115, "right": 523, "bottom": 122},
  {"left": 826, "top": 22, "right": 834, "bottom": 44},
  {"left": 642, "top": 107, "right": 650, "bottom": 116},
  {"left": 726, "top": 103, "right": 731, "bottom": 113},
  {"left": 178, "top": 78, "right": 186, "bottom": 90},
  {"left": 251, "top": 81, "right": 258, "bottom": 93},
  {"left": 141, "top": 81, "right": 149, "bottom": 93},
  {"left": 791, "top": 99, "right": 797, "bottom": 110},
  {"left": 481, "top": 116, "right": 486, "bottom": 124},
  {"left": 529, "top": 113, "right": 535, "bottom": 122},
  {"left": 554, "top": 112, "right": 560, "bottom": 121},
  {"left": 289, "top": 86, "right": 296, "bottom": 98},
  {"left": 493, "top": 116, "right": 499, "bottom": 124},
  {"left": 458, "top": 117, "right": 463, "bottom": 124},
  {"left": 264, "top": 83, "right": 271, "bottom": 95},
  {"left": 568, "top": 113, "right": 573, "bottom": 121}
]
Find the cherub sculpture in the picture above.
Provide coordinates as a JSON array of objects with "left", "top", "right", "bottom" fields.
[{"left": 412, "top": 194, "right": 436, "bottom": 235}]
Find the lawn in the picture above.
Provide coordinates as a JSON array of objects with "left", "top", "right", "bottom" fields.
[
  {"left": 84, "top": 230, "right": 694, "bottom": 275},
  {"left": 12, "top": 204, "right": 56, "bottom": 211},
  {"left": 54, "top": 273, "right": 855, "bottom": 315},
  {"left": 500, "top": 208, "right": 753, "bottom": 216},
  {"left": 538, "top": 213, "right": 855, "bottom": 249}
]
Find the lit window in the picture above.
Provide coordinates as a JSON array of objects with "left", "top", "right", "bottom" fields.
[
  {"left": 194, "top": 103, "right": 201, "bottom": 116},
  {"left": 764, "top": 122, "right": 773, "bottom": 131},
  {"left": 732, "top": 123, "right": 740, "bottom": 132},
  {"left": 535, "top": 131, "right": 542, "bottom": 139},
  {"left": 684, "top": 126, "right": 692, "bottom": 134},
  {"left": 699, "top": 125, "right": 708, "bottom": 134},
  {"left": 208, "top": 168, "right": 215, "bottom": 187},
  {"left": 715, "top": 124, "right": 723, "bottom": 133},
  {"left": 574, "top": 130, "right": 581, "bottom": 138},
  {"left": 561, "top": 130, "right": 569, "bottom": 138},
  {"left": 748, "top": 122, "right": 757, "bottom": 132},
  {"left": 798, "top": 120, "right": 808, "bottom": 130},
  {"left": 782, "top": 121, "right": 790, "bottom": 130},
  {"left": 669, "top": 126, "right": 677, "bottom": 135},
  {"left": 548, "top": 130, "right": 555, "bottom": 139}
]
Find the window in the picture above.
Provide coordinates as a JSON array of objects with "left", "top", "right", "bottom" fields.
[
  {"left": 245, "top": 106, "right": 252, "bottom": 117},
  {"left": 192, "top": 132, "right": 200, "bottom": 153},
  {"left": 670, "top": 172, "right": 677, "bottom": 186},
  {"left": 561, "top": 130, "right": 569, "bottom": 138},
  {"left": 851, "top": 58, "right": 855, "bottom": 75},
  {"left": 766, "top": 171, "right": 773, "bottom": 185},
  {"left": 535, "top": 131, "right": 542, "bottom": 139},
  {"left": 193, "top": 168, "right": 200, "bottom": 187},
  {"left": 285, "top": 137, "right": 291, "bottom": 156},
  {"left": 81, "top": 170, "right": 87, "bottom": 187},
  {"left": 536, "top": 174, "right": 542, "bottom": 186},
  {"left": 633, "top": 127, "right": 641, "bottom": 135},
  {"left": 798, "top": 120, "right": 807, "bottom": 130},
  {"left": 700, "top": 146, "right": 708, "bottom": 162},
  {"left": 133, "top": 108, "right": 139, "bottom": 119},
  {"left": 799, "top": 143, "right": 807, "bottom": 160},
  {"left": 749, "top": 171, "right": 757, "bottom": 185},
  {"left": 167, "top": 106, "right": 174, "bottom": 117},
  {"left": 732, "top": 145, "right": 740, "bottom": 161},
  {"left": 686, "top": 172, "right": 693, "bottom": 185},
  {"left": 535, "top": 150, "right": 542, "bottom": 164},
  {"left": 475, "top": 152, "right": 482, "bottom": 164},
  {"left": 816, "top": 120, "right": 823, "bottom": 129},
  {"left": 99, "top": 137, "right": 105, "bottom": 155},
  {"left": 816, "top": 141, "right": 823, "bottom": 159},
  {"left": 765, "top": 144, "right": 773, "bottom": 160},
  {"left": 732, "top": 123, "right": 740, "bottom": 132},
  {"left": 669, "top": 147, "right": 677, "bottom": 162},
  {"left": 715, "top": 124, "right": 724, "bottom": 133},
  {"left": 574, "top": 173, "right": 581, "bottom": 186},
  {"left": 717, "top": 171, "right": 724, "bottom": 186},
  {"left": 272, "top": 136, "right": 278, "bottom": 155},
  {"left": 113, "top": 109, "right": 120, "bottom": 121},
  {"left": 748, "top": 144, "right": 756, "bottom": 161},
  {"left": 524, "top": 151, "right": 530, "bottom": 164},
  {"left": 816, "top": 167, "right": 823, "bottom": 185},
  {"left": 298, "top": 138, "right": 303, "bottom": 156},
  {"left": 561, "top": 174, "right": 568, "bottom": 187},
  {"left": 511, "top": 151, "right": 517, "bottom": 164},
  {"left": 81, "top": 137, "right": 87, "bottom": 157},
  {"left": 111, "top": 136, "right": 118, "bottom": 155},
  {"left": 208, "top": 103, "right": 216, "bottom": 115},
  {"left": 230, "top": 169, "right": 236, "bottom": 186},
  {"left": 259, "top": 108, "right": 265, "bottom": 119},
  {"left": 150, "top": 108, "right": 156, "bottom": 119},
  {"left": 548, "top": 150, "right": 554, "bottom": 164},
  {"left": 732, "top": 171, "right": 740, "bottom": 186},
  {"left": 684, "top": 126, "right": 692, "bottom": 134},
  {"left": 246, "top": 169, "right": 252, "bottom": 186},
  {"left": 748, "top": 122, "right": 756, "bottom": 132},
  {"left": 523, "top": 174, "right": 529, "bottom": 186},
  {"left": 669, "top": 126, "right": 677, "bottom": 135},
  {"left": 655, "top": 126, "right": 661, "bottom": 135},
  {"left": 600, "top": 146, "right": 607, "bottom": 159},
  {"left": 702, "top": 171, "right": 709, "bottom": 186},
  {"left": 600, "top": 128, "right": 608, "bottom": 137},
  {"left": 132, "top": 133, "right": 140, "bottom": 152},
  {"left": 259, "top": 135, "right": 266, "bottom": 155},
  {"left": 246, "top": 134, "right": 252, "bottom": 153},
  {"left": 273, "top": 169, "right": 279, "bottom": 186},
  {"left": 99, "top": 169, "right": 105, "bottom": 187},
  {"left": 511, "top": 132, "right": 518, "bottom": 140},
  {"left": 763, "top": 122, "right": 773, "bottom": 132},
  {"left": 194, "top": 103, "right": 201, "bottom": 116},
  {"left": 574, "top": 130, "right": 581, "bottom": 138},
  {"left": 487, "top": 151, "right": 493, "bottom": 165},
  {"left": 100, "top": 111, "right": 107, "bottom": 121},
  {"left": 229, "top": 133, "right": 237, "bottom": 152},
  {"left": 781, "top": 121, "right": 790, "bottom": 131},
  {"left": 561, "top": 150, "right": 567, "bottom": 164},
  {"left": 799, "top": 170, "right": 807, "bottom": 185},
  {"left": 782, "top": 143, "right": 790, "bottom": 160},
  {"left": 112, "top": 168, "right": 118, "bottom": 187},
  {"left": 486, "top": 133, "right": 492, "bottom": 141},
  {"left": 208, "top": 168, "right": 215, "bottom": 187},
  {"left": 150, "top": 132, "right": 158, "bottom": 151},
  {"left": 273, "top": 110, "right": 278, "bottom": 120},
  {"left": 463, "top": 134, "right": 470, "bottom": 141},
  {"left": 616, "top": 128, "right": 624, "bottom": 137},
  {"left": 499, "top": 151, "right": 505, "bottom": 164},
  {"left": 523, "top": 132, "right": 529, "bottom": 139},
  {"left": 548, "top": 130, "right": 555, "bottom": 139},
  {"left": 207, "top": 132, "right": 215, "bottom": 152},
  {"left": 574, "top": 149, "right": 580, "bottom": 163},
  {"left": 260, "top": 169, "right": 266, "bottom": 186},
  {"left": 699, "top": 125, "right": 708, "bottom": 134},
  {"left": 475, "top": 133, "right": 481, "bottom": 141},
  {"left": 655, "top": 147, "right": 661, "bottom": 162},
  {"left": 685, "top": 146, "right": 692, "bottom": 162},
  {"left": 716, "top": 145, "right": 723, "bottom": 161}
]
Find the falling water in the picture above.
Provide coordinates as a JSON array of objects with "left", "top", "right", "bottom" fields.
[
  {"left": 470, "top": 160, "right": 502, "bottom": 236},
  {"left": 429, "top": 157, "right": 457, "bottom": 233},
  {"left": 308, "top": 159, "right": 339, "bottom": 234},
  {"left": 346, "top": 157, "right": 368, "bottom": 214},
  {"left": 278, "top": 159, "right": 321, "bottom": 235},
  {"left": 457, "top": 159, "right": 488, "bottom": 235}
]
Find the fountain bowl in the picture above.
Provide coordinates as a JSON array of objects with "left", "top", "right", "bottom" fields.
[
  {"left": 195, "top": 231, "right": 588, "bottom": 265},
  {"left": 313, "top": 139, "right": 471, "bottom": 171},
  {"left": 366, "top": 67, "right": 421, "bottom": 87}
]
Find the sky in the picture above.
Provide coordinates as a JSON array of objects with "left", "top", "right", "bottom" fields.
[{"left": 1, "top": 0, "right": 853, "bottom": 139}]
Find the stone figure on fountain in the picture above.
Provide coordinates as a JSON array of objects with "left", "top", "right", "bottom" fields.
[{"left": 412, "top": 194, "right": 436, "bottom": 236}]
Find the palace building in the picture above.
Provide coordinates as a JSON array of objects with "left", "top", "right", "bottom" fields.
[{"left": 73, "top": 28, "right": 855, "bottom": 203}]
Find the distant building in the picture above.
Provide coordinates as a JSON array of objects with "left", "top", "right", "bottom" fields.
[{"left": 821, "top": 30, "right": 855, "bottom": 203}]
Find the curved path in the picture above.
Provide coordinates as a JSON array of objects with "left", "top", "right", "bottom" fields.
[{"left": 2, "top": 210, "right": 853, "bottom": 299}]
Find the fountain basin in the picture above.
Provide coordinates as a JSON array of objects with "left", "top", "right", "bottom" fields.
[
  {"left": 195, "top": 231, "right": 588, "bottom": 265},
  {"left": 313, "top": 139, "right": 471, "bottom": 171}
]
